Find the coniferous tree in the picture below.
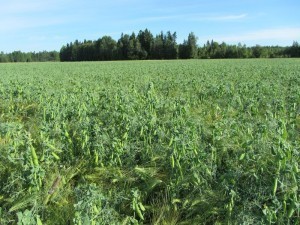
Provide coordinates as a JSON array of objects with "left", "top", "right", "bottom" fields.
[
  {"left": 137, "top": 29, "right": 153, "bottom": 58},
  {"left": 187, "top": 32, "right": 198, "bottom": 58}
]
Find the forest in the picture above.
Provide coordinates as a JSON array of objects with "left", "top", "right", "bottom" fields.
[
  {"left": 1, "top": 29, "right": 300, "bottom": 62},
  {"left": 0, "top": 51, "right": 59, "bottom": 63}
]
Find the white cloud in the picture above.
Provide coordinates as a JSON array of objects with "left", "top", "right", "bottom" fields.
[
  {"left": 0, "top": 16, "right": 72, "bottom": 33},
  {"left": 215, "top": 28, "right": 300, "bottom": 43},
  {"left": 0, "top": 1, "right": 42, "bottom": 14},
  {"left": 28, "top": 36, "right": 47, "bottom": 41},
  {"left": 205, "top": 14, "right": 248, "bottom": 21},
  {"left": 132, "top": 15, "right": 178, "bottom": 23},
  {"left": 124, "top": 13, "right": 247, "bottom": 24},
  {"left": 0, "top": 0, "right": 67, "bottom": 14},
  {"left": 0, "top": 0, "right": 77, "bottom": 34}
]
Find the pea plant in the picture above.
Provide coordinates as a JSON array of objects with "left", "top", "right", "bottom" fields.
[{"left": 0, "top": 59, "right": 299, "bottom": 224}]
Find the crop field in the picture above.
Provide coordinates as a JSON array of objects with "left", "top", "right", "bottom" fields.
[{"left": 0, "top": 59, "right": 299, "bottom": 224}]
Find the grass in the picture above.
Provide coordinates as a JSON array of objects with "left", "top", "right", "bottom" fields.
[{"left": 0, "top": 59, "right": 299, "bottom": 224}]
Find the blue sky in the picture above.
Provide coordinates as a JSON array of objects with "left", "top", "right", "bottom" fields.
[{"left": 0, "top": 0, "right": 299, "bottom": 52}]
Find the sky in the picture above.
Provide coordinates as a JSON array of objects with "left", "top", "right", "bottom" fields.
[{"left": 0, "top": 0, "right": 299, "bottom": 52}]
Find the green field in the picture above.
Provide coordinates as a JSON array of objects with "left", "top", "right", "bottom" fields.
[{"left": 0, "top": 59, "right": 299, "bottom": 224}]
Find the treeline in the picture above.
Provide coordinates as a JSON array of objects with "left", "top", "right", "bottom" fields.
[
  {"left": 60, "top": 29, "right": 300, "bottom": 61},
  {"left": 1, "top": 29, "right": 300, "bottom": 63},
  {"left": 0, "top": 51, "right": 59, "bottom": 63},
  {"left": 199, "top": 41, "right": 300, "bottom": 59}
]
